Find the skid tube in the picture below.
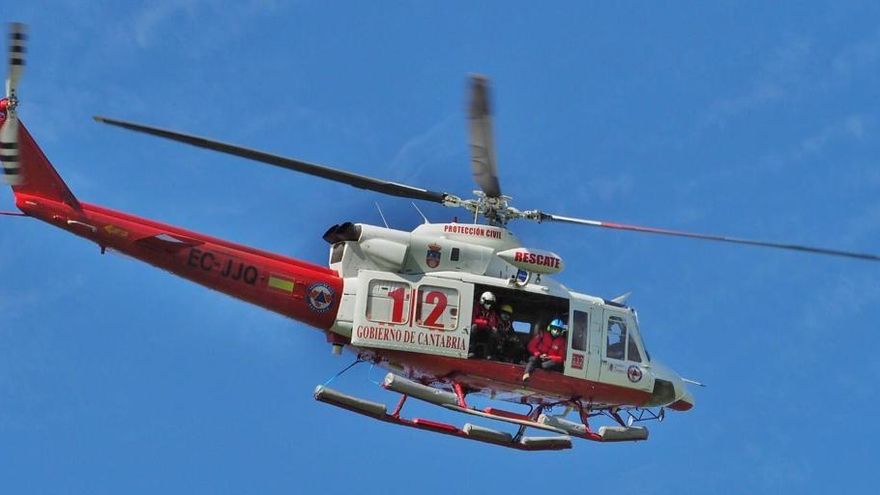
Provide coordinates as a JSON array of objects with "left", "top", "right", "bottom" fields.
[
  {"left": 380, "top": 372, "right": 649, "bottom": 443},
  {"left": 313, "top": 382, "right": 572, "bottom": 451},
  {"left": 536, "top": 401, "right": 650, "bottom": 442}
]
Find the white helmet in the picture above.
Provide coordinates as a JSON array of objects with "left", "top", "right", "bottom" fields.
[{"left": 479, "top": 291, "right": 496, "bottom": 308}]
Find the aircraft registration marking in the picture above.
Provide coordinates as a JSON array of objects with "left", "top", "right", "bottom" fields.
[{"left": 186, "top": 247, "right": 258, "bottom": 285}]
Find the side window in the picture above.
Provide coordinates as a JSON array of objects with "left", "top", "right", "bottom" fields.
[
  {"left": 451, "top": 248, "right": 460, "bottom": 261},
  {"left": 415, "top": 285, "right": 459, "bottom": 330},
  {"left": 366, "top": 280, "right": 411, "bottom": 325},
  {"left": 512, "top": 321, "right": 531, "bottom": 333},
  {"left": 571, "top": 310, "right": 588, "bottom": 352},
  {"left": 606, "top": 316, "right": 627, "bottom": 360}
]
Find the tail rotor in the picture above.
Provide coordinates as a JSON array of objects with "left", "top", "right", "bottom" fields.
[{"left": 1, "top": 22, "right": 26, "bottom": 185}]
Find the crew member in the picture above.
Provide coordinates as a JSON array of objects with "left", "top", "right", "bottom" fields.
[
  {"left": 469, "top": 291, "right": 499, "bottom": 359},
  {"left": 522, "top": 318, "right": 567, "bottom": 382},
  {"left": 496, "top": 304, "right": 524, "bottom": 363}
]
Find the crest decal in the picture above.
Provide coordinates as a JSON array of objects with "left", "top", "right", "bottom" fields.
[
  {"left": 426, "top": 243, "right": 441, "bottom": 269},
  {"left": 627, "top": 365, "right": 643, "bottom": 383},
  {"left": 307, "top": 282, "right": 335, "bottom": 313},
  {"left": 514, "top": 269, "right": 531, "bottom": 287}
]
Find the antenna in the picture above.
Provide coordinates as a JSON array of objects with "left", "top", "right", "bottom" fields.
[
  {"left": 374, "top": 202, "right": 389, "bottom": 228},
  {"left": 411, "top": 202, "right": 429, "bottom": 224},
  {"left": 611, "top": 292, "right": 632, "bottom": 304},
  {"left": 681, "top": 377, "right": 706, "bottom": 388}
]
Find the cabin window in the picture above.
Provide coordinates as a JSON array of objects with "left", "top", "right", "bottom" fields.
[
  {"left": 415, "top": 285, "right": 460, "bottom": 331},
  {"left": 571, "top": 310, "right": 588, "bottom": 352},
  {"left": 512, "top": 320, "right": 531, "bottom": 333},
  {"left": 365, "top": 280, "right": 411, "bottom": 325},
  {"left": 606, "top": 316, "right": 627, "bottom": 360}
]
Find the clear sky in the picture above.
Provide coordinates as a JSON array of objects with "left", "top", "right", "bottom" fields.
[{"left": 2, "top": 1, "right": 880, "bottom": 493}]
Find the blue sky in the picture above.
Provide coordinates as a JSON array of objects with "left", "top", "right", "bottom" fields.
[{"left": 2, "top": 1, "right": 880, "bottom": 493}]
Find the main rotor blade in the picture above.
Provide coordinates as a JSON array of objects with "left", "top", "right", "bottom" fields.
[
  {"left": 468, "top": 75, "right": 501, "bottom": 198},
  {"left": 536, "top": 212, "right": 880, "bottom": 261},
  {"left": 93, "top": 116, "right": 450, "bottom": 204}
]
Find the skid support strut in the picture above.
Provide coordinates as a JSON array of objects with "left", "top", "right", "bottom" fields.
[
  {"left": 391, "top": 394, "right": 408, "bottom": 418},
  {"left": 452, "top": 382, "right": 469, "bottom": 408}
]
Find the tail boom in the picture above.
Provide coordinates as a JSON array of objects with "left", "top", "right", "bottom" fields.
[
  {"left": 15, "top": 193, "right": 342, "bottom": 330},
  {"left": 8, "top": 118, "right": 340, "bottom": 330}
]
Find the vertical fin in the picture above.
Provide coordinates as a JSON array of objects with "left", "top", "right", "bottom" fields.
[{"left": 10, "top": 120, "right": 80, "bottom": 210}]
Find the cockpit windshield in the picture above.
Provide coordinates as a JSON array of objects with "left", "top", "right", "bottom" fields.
[{"left": 630, "top": 309, "right": 650, "bottom": 362}]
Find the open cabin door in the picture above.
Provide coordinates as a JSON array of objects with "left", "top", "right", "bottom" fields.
[
  {"left": 564, "top": 298, "right": 601, "bottom": 382},
  {"left": 351, "top": 270, "right": 474, "bottom": 358}
]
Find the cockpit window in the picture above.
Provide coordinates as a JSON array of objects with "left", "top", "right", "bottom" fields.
[
  {"left": 606, "top": 316, "right": 627, "bottom": 360},
  {"left": 627, "top": 334, "right": 642, "bottom": 363},
  {"left": 630, "top": 309, "right": 650, "bottom": 362}
]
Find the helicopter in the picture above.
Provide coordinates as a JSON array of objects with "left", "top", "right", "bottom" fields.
[{"left": 3, "top": 24, "right": 879, "bottom": 451}]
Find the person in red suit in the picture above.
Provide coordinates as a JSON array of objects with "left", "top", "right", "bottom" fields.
[
  {"left": 522, "top": 318, "right": 567, "bottom": 382},
  {"left": 469, "top": 291, "right": 499, "bottom": 359}
]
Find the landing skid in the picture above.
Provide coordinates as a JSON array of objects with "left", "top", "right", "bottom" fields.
[
  {"left": 314, "top": 385, "right": 571, "bottom": 451},
  {"left": 313, "top": 373, "right": 649, "bottom": 450}
]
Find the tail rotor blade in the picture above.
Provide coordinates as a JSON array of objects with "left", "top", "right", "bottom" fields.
[
  {"left": 0, "top": 116, "right": 20, "bottom": 184},
  {"left": 468, "top": 74, "right": 501, "bottom": 198},
  {"left": 7, "top": 22, "right": 25, "bottom": 93},
  {"left": 1, "top": 22, "right": 26, "bottom": 185}
]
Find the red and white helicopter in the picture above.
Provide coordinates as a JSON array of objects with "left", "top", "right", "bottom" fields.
[{"left": 3, "top": 24, "right": 878, "bottom": 451}]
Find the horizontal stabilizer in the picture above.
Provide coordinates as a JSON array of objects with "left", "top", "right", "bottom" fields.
[{"left": 135, "top": 233, "right": 203, "bottom": 253}]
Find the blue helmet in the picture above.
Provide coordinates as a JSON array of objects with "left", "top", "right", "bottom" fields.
[{"left": 548, "top": 318, "right": 566, "bottom": 336}]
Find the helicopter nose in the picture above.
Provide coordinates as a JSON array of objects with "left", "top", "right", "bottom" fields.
[
  {"left": 668, "top": 388, "right": 694, "bottom": 411},
  {"left": 647, "top": 361, "right": 696, "bottom": 411}
]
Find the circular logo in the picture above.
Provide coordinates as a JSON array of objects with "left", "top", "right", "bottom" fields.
[
  {"left": 307, "top": 282, "right": 335, "bottom": 313},
  {"left": 627, "top": 365, "right": 643, "bottom": 383}
]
